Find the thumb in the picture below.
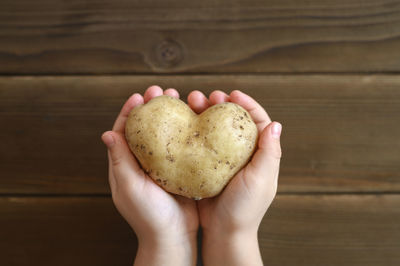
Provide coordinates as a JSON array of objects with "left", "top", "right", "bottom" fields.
[
  {"left": 101, "top": 130, "right": 142, "bottom": 181},
  {"left": 247, "top": 122, "right": 282, "bottom": 184}
]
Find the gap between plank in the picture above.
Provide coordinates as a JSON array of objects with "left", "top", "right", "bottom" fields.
[
  {"left": 1, "top": 72, "right": 400, "bottom": 77},
  {"left": 0, "top": 191, "right": 399, "bottom": 198}
]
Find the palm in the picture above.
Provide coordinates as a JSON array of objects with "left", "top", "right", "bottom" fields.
[
  {"left": 111, "top": 151, "right": 199, "bottom": 238},
  {"left": 186, "top": 89, "right": 277, "bottom": 233},
  {"left": 106, "top": 86, "right": 200, "bottom": 240},
  {"left": 198, "top": 167, "right": 259, "bottom": 231},
  {"left": 138, "top": 171, "right": 199, "bottom": 234}
]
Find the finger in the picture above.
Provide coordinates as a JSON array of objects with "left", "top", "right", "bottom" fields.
[
  {"left": 209, "top": 90, "right": 229, "bottom": 105},
  {"left": 247, "top": 122, "right": 282, "bottom": 187},
  {"left": 112, "top": 93, "right": 144, "bottom": 133},
  {"left": 144, "top": 85, "right": 163, "bottom": 103},
  {"left": 107, "top": 151, "right": 117, "bottom": 193},
  {"left": 229, "top": 90, "right": 271, "bottom": 132},
  {"left": 188, "top": 90, "right": 210, "bottom": 114},
  {"left": 102, "top": 132, "right": 119, "bottom": 192},
  {"left": 164, "top": 88, "right": 180, "bottom": 98},
  {"left": 101, "top": 131, "right": 143, "bottom": 186}
]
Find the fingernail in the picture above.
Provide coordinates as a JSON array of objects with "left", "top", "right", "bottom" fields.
[
  {"left": 271, "top": 122, "right": 282, "bottom": 139},
  {"left": 102, "top": 132, "right": 115, "bottom": 148}
]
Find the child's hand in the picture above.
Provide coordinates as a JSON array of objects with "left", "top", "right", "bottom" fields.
[
  {"left": 188, "top": 90, "right": 282, "bottom": 266},
  {"left": 101, "top": 86, "right": 198, "bottom": 266}
]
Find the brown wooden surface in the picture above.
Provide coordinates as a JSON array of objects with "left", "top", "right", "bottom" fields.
[
  {"left": 260, "top": 194, "right": 400, "bottom": 266},
  {"left": 0, "top": 197, "right": 136, "bottom": 266},
  {"left": 1, "top": 1, "right": 399, "bottom": 264},
  {"left": 1, "top": 0, "right": 400, "bottom": 74},
  {"left": 1, "top": 195, "right": 399, "bottom": 266},
  {"left": 0, "top": 75, "right": 399, "bottom": 194}
]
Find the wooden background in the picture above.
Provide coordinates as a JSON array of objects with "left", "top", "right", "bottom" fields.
[{"left": 1, "top": 0, "right": 399, "bottom": 265}]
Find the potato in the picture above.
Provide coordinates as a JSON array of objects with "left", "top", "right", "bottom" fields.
[{"left": 125, "top": 95, "right": 258, "bottom": 199}]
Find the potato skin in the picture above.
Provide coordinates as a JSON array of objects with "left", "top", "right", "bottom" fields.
[{"left": 125, "top": 95, "right": 258, "bottom": 199}]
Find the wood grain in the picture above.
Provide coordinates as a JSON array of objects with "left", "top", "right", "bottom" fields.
[
  {"left": 0, "top": 197, "right": 137, "bottom": 266},
  {"left": 0, "top": 75, "right": 399, "bottom": 194},
  {"left": 259, "top": 194, "right": 400, "bottom": 266},
  {"left": 1, "top": 0, "right": 400, "bottom": 74},
  {"left": 1, "top": 195, "right": 399, "bottom": 266}
]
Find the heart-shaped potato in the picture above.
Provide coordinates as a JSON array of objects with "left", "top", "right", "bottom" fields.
[{"left": 125, "top": 95, "right": 258, "bottom": 199}]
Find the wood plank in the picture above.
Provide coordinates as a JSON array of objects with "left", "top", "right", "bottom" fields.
[
  {"left": 1, "top": 0, "right": 400, "bottom": 74},
  {"left": 1, "top": 195, "right": 399, "bottom": 265},
  {"left": 0, "top": 197, "right": 137, "bottom": 266},
  {"left": 259, "top": 194, "right": 400, "bottom": 266},
  {"left": 0, "top": 75, "right": 399, "bottom": 194}
]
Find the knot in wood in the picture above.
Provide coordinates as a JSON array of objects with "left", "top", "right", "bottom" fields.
[{"left": 155, "top": 40, "right": 184, "bottom": 67}]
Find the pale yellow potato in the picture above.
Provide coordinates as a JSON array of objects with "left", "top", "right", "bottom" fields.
[{"left": 125, "top": 95, "right": 258, "bottom": 199}]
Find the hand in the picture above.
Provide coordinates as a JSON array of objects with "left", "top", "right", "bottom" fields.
[
  {"left": 101, "top": 86, "right": 199, "bottom": 266},
  {"left": 188, "top": 90, "right": 282, "bottom": 266}
]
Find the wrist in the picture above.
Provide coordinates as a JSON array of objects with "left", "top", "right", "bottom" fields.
[
  {"left": 202, "top": 222, "right": 259, "bottom": 240},
  {"left": 202, "top": 226, "right": 258, "bottom": 249},
  {"left": 202, "top": 227, "right": 262, "bottom": 266},
  {"left": 134, "top": 231, "right": 198, "bottom": 266}
]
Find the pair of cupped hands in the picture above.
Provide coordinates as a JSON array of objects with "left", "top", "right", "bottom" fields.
[{"left": 101, "top": 86, "right": 282, "bottom": 266}]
